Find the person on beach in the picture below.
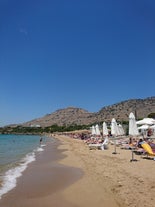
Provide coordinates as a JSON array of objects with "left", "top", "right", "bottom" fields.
[
  {"left": 40, "top": 137, "right": 43, "bottom": 145},
  {"left": 137, "top": 138, "right": 143, "bottom": 148}
]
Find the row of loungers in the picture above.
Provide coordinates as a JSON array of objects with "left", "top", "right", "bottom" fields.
[{"left": 87, "top": 135, "right": 155, "bottom": 160}]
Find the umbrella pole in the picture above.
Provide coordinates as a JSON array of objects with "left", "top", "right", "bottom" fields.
[
  {"left": 112, "top": 137, "right": 117, "bottom": 154},
  {"left": 130, "top": 148, "right": 137, "bottom": 162}
]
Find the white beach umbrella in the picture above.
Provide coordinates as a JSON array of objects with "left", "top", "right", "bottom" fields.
[
  {"left": 95, "top": 124, "right": 101, "bottom": 135},
  {"left": 91, "top": 125, "right": 96, "bottom": 135},
  {"left": 111, "top": 118, "right": 119, "bottom": 136},
  {"left": 111, "top": 118, "right": 120, "bottom": 154},
  {"left": 136, "top": 118, "right": 155, "bottom": 125},
  {"left": 118, "top": 124, "right": 125, "bottom": 136},
  {"left": 111, "top": 118, "right": 116, "bottom": 136},
  {"left": 138, "top": 124, "right": 149, "bottom": 130},
  {"left": 102, "top": 122, "right": 109, "bottom": 136},
  {"left": 129, "top": 112, "right": 139, "bottom": 162},
  {"left": 116, "top": 123, "right": 121, "bottom": 136},
  {"left": 129, "top": 112, "right": 139, "bottom": 136}
]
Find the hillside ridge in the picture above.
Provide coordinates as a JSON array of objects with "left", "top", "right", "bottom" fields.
[{"left": 22, "top": 96, "right": 155, "bottom": 127}]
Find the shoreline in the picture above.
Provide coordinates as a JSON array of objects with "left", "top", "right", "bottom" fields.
[
  {"left": 1, "top": 134, "right": 155, "bottom": 206},
  {"left": 0, "top": 137, "right": 83, "bottom": 207}
]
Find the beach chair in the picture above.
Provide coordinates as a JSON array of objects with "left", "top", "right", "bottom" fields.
[
  {"left": 88, "top": 137, "right": 109, "bottom": 150},
  {"left": 88, "top": 143, "right": 102, "bottom": 150},
  {"left": 101, "top": 137, "right": 109, "bottom": 150},
  {"left": 141, "top": 141, "right": 155, "bottom": 160}
]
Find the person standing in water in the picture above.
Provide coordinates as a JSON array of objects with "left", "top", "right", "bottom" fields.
[{"left": 40, "top": 137, "right": 43, "bottom": 145}]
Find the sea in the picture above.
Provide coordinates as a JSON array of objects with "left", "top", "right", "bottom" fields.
[{"left": 0, "top": 134, "right": 50, "bottom": 199}]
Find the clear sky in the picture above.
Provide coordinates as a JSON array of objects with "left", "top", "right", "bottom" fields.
[{"left": 0, "top": 0, "right": 155, "bottom": 126}]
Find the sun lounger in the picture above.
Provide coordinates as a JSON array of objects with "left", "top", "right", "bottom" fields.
[
  {"left": 141, "top": 141, "right": 155, "bottom": 159},
  {"left": 133, "top": 148, "right": 145, "bottom": 155},
  {"left": 88, "top": 137, "right": 109, "bottom": 150},
  {"left": 88, "top": 143, "right": 102, "bottom": 150},
  {"left": 101, "top": 137, "right": 109, "bottom": 150}
]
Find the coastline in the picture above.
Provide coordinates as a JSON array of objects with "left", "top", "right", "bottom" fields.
[
  {"left": 0, "top": 137, "right": 83, "bottom": 207},
  {"left": 1, "top": 134, "right": 155, "bottom": 206}
]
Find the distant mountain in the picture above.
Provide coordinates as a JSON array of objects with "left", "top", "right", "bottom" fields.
[
  {"left": 22, "top": 107, "right": 96, "bottom": 127},
  {"left": 21, "top": 97, "right": 155, "bottom": 127},
  {"left": 95, "top": 97, "right": 155, "bottom": 123}
]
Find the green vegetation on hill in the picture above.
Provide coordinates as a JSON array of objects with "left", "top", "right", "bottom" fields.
[{"left": 0, "top": 124, "right": 91, "bottom": 135}]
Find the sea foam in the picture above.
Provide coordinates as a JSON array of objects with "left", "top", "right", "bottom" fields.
[{"left": 0, "top": 152, "right": 36, "bottom": 199}]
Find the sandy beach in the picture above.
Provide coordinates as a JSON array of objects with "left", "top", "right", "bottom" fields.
[
  {"left": 1, "top": 134, "right": 155, "bottom": 207},
  {"left": 54, "top": 134, "right": 155, "bottom": 207}
]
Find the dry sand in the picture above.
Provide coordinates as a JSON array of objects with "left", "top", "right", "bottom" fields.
[
  {"left": 55, "top": 134, "right": 155, "bottom": 207},
  {"left": 1, "top": 134, "right": 155, "bottom": 207}
]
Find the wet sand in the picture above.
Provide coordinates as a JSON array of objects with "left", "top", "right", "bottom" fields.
[{"left": 0, "top": 138, "right": 83, "bottom": 207}]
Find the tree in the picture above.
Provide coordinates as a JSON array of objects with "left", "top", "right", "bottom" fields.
[{"left": 148, "top": 113, "right": 155, "bottom": 119}]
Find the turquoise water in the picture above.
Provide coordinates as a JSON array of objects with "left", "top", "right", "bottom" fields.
[{"left": 0, "top": 134, "right": 50, "bottom": 199}]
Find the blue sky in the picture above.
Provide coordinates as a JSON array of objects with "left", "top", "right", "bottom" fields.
[{"left": 0, "top": 0, "right": 155, "bottom": 126}]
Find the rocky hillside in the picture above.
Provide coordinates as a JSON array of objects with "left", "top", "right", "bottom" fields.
[
  {"left": 22, "top": 97, "right": 155, "bottom": 127},
  {"left": 22, "top": 107, "right": 97, "bottom": 127},
  {"left": 96, "top": 97, "right": 155, "bottom": 123}
]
